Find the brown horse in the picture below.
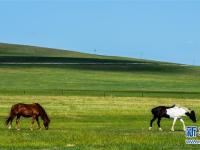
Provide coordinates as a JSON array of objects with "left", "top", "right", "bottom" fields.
[{"left": 6, "top": 103, "right": 50, "bottom": 130}]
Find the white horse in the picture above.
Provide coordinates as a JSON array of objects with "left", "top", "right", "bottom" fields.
[{"left": 149, "top": 105, "right": 196, "bottom": 131}]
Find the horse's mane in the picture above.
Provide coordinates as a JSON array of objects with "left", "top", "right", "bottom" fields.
[
  {"left": 34, "top": 103, "right": 50, "bottom": 121},
  {"left": 176, "top": 105, "right": 191, "bottom": 113}
]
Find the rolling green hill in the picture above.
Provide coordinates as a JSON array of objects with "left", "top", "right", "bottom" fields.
[
  {"left": 0, "top": 43, "right": 146, "bottom": 63},
  {"left": 0, "top": 43, "right": 200, "bottom": 98},
  {"left": 0, "top": 43, "right": 96, "bottom": 58}
]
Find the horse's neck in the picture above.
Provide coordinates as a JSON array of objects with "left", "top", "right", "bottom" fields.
[
  {"left": 170, "top": 106, "right": 189, "bottom": 112},
  {"left": 180, "top": 107, "right": 190, "bottom": 113},
  {"left": 40, "top": 111, "right": 48, "bottom": 121}
]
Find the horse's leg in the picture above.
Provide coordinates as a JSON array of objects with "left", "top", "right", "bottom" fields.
[
  {"left": 157, "top": 117, "right": 162, "bottom": 131},
  {"left": 36, "top": 117, "right": 41, "bottom": 129},
  {"left": 149, "top": 116, "right": 157, "bottom": 130},
  {"left": 16, "top": 115, "right": 20, "bottom": 130},
  {"left": 179, "top": 118, "right": 186, "bottom": 131},
  {"left": 30, "top": 116, "right": 36, "bottom": 131},
  {"left": 171, "top": 117, "right": 177, "bottom": 131}
]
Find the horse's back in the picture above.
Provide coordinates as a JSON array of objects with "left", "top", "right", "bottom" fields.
[
  {"left": 151, "top": 105, "right": 175, "bottom": 114},
  {"left": 151, "top": 106, "right": 165, "bottom": 114},
  {"left": 10, "top": 103, "right": 23, "bottom": 110},
  {"left": 11, "top": 103, "right": 32, "bottom": 109},
  {"left": 10, "top": 103, "right": 38, "bottom": 115},
  {"left": 166, "top": 107, "right": 187, "bottom": 118}
]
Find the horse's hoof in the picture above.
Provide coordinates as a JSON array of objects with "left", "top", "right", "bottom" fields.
[
  {"left": 8, "top": 126, "right": 11, "bottom": 129},
  {"left": 171, "top": 129, "right": 174, "bottom": 132},
  {"left": 159, "top": 128, "right": 163, "bottom": 131},
  {"left": 149, "top": 127, "right": 152, "bottom": 130},
  {"left": 17, "top": 128, "right": 20, "bottom": 131}
]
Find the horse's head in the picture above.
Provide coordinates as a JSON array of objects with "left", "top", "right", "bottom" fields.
[
  {"left": 43, "top": 117, "right": 50, "bottom": 130},
  {"left": 35, "top": 103, "right": 50, "bottom": 130},
  {"left": 186, "top": 110, "right": 196, "bottom": 123}
]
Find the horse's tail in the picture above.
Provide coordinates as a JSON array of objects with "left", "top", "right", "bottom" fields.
[
  {"left": 5, "top": 116, "right": 12, "bottom": 125},
  {"left": 165, "top": 104, "right": 176, "bottom": 109},
  {"left": 35, "top": 103, "right": 50, "bottom": 121},
  {"left": 5, "top": 105, "right": 15, "bottom": 125},
  {"left": 151, "top": 107, "right": 157, "bottom": 114}
]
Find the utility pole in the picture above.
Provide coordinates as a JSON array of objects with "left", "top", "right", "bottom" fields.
[
  {"left": 139, "top": 51, "right": 143, "bottom": 59},
  {"left": 192, "top": 57, "right": 196, "bottom": 66},
  {"left": 94, "top": 49, "right": 97, "bottom": 55}
]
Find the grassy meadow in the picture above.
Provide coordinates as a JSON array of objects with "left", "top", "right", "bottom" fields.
[
  {"left": 1, "top": 43, "right": 200, "bottom": 95},
  {"left": 1, "top": 64, "right": 200, "bottom": 93},
  {"left": 1, "top": 43, "right": 200, "bottom": 149},
  {"left": 0, "top": 96, "right": 199, "bottom": 149}
]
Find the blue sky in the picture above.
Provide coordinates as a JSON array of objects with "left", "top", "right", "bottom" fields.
[{"left": 0, "top": 0, "right": 200, "bottom": 65}]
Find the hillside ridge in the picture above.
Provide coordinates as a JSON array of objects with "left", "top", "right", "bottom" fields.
[{"left": 0, "top": 43, "right": 179, "bottom": 65}]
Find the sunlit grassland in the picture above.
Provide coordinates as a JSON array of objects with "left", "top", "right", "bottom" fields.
[
  {"left": 0, "top": 96, "right": 199, "bottom": 149},
  {"left": 1, "top": 64, "right": 200, "bottom": 93}
]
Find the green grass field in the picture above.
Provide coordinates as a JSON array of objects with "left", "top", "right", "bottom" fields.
[
  {"left": 1, "top": 43, "right": 200, "bottom": 95},
  {"left": 1, "top": 43, "right": 200, "bottom": 149},
  {"left": 0, "top": 96, "right": 199, "bottom": 149},
  {"left": 0, "top": 64, "right": 200, "bottom": 95}
]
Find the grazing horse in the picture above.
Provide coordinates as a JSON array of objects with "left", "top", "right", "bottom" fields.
[
  {"left": 6, "top": 103, "right": 50, "bottom": 130},
  {"left": 149, "top": 105, "right": 196, "bottom": 131}
]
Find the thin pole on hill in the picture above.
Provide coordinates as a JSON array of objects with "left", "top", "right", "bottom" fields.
[{"left": 94, "top": 49, "right": 97, "bottom": 55}]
